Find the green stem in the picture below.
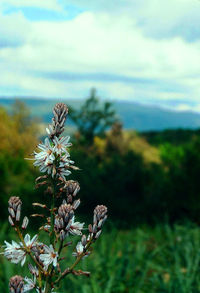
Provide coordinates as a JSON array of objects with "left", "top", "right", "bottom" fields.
[
  {"left": 50, "top": 193, "right": 55, "bottom": 246},
  {"left": 45, "top": 179, "right": 57, "bottom": 293},
  {"left": 55, "top": 238, "right": 93, "bottom": 285},
  {"left": 58, "top": 239, "right": 64, "bottom": 255},
  {"left": 44, "top": 280, "right": 52, "bottom": 293}
]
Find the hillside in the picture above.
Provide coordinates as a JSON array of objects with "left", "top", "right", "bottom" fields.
[{"left": 1, "top": 97, "right": 200, "bottom": 131}]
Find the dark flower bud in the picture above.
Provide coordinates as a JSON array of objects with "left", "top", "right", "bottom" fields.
[
  {"left": 90, "top": 205, "right": 108, "bottom": 240},
  {"left": 88, "top": 224, "right": 93, "bottom": 233},
  {"left": 48, "top": 103, "right": 68, "bottom": 139},
  {"left": 94, "top": 205, "right": 107, "bottom": 222},
  {"left": 55, "top": 201, "right": 74, "bottom": 239},
  {"left": 58, "top": 202, "right": 73, "bottom": 219},
  {"left": 8, "top": 197, "right": 22, "bottom": 225},
  {"left": 65, "top": 181, "right": 80, "bottom": 196},
  {"left": 9, "top": 275, "right": 24, "bottom": 293}
]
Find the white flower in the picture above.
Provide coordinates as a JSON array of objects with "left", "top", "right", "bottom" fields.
[
  {"left": 39, "top": 245, "right": 58, "bottom": 270},
  {"left": 60, "top": 154, "right": 74, "bottom": 166},
  {"left": 53, "top": 136, "right": 72, "bottom": 156},
  {"left": 34, "top": 138, "right": 55, "bottom": 164},
  {"left": 28, "top": 264, "right": 39, "bottom": 276},
  {"left": 23, "top": 234, "right": 38, "bottom": 250},
  {"left": 57, "top": 167, "right": 71, "bottom": 180},
  {"left": 2, "top": 234, "right": 38, "bottom": 267},
  {"left": 69, "top": 217, "right": 84, "bottom": 236},
  {"left": 23, "top": 276, "right": 36, "bottom": 292},
  {"left": 72, "top": 242, "right": 84, "bottom": 257},
  {"left": 2, "top": 240, "right": 26, "bottom": 266},
  {"left": 38, "top": 159, "right": 54, "bottom": 175}
]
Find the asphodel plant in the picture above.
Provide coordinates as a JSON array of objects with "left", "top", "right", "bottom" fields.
[{"left": 2, "top": 103, "right": 108, "bottom": 293}]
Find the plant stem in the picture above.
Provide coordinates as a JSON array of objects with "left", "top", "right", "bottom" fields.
[
  {"left": 50, "top": 177, "right": 57, "bottom": 246},
  {"left": 55, "top": 238, "right": 93, "bottom": 285},
  {"left": 50, "top": 193, "right": 55, "bottom": 246},
  {"left": 45, "top": 179, "right": 57, "bottom": 292}
]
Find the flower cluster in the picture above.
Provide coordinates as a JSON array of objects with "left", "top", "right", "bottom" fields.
[
  {"left": 2, "top": 103, "right": 108, "bottom": 293},
  {"left": 3, "top": 234, "right": 38, "bottom": 266}
]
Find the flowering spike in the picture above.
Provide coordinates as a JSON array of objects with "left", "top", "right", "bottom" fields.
[{"left": 4, "top": 103, "right": 108, "bottom": 292}]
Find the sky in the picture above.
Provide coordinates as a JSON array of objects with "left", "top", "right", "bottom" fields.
[{"left": 0, "top": 0, "right": 200, "bottom": 112}]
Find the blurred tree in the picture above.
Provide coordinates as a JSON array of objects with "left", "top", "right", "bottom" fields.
[
  {"left": 69, "top": 88, "right": 117, "bottom": 144},
  {"left": 92, "top": 121, "right": 161, "bottom": 164},
  {"left": 0, "top": 101, "right": 41, "bottom": 220},
  {"left": 0, "top": 100, "right": 38, "bottom": 155}
]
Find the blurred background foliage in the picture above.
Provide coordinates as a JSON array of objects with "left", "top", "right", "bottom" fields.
[
  {"left": 2, "top": 94, "right": 200, "bottom": 292},
  {"left": 1, "top": 95, "right": 200, "bottom": 226}
]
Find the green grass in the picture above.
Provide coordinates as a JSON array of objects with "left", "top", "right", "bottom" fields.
[{"left": 1, "top": 222, "right": 200, "bottom": 292}]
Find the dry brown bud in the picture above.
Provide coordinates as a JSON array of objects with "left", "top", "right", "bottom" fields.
[
  {"left": 45, "top": 186, "right": 53, "bottom": 196},
  {"left": 31, "top": 214, "right": 45, "bottom": 218},
  {"left": 72, "top": 270, "right": 90, "bottom": 277},
  {"left": 88, "top": 224, "right": 93, "bottom": 233},
  {"left": 32, "top": 203, "right": 47, "bottom": 209},
  {"left": 35, "top": 175, "right": 48, "bottom": 182},
  {"left": 35, "top": 181, "right": 47, "bottom": 189},
  {"left": 9, "top": 275, "right": 24, "bottom": 293}
]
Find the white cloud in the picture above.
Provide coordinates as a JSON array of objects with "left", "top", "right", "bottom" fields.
[
  {"left": 0, "top": 12, "right": 30, "bottom": 48},
  {"left": 170, "top": 103, "right": 200, "bottom": 113},
  {"left": 1, "top": 0, "right": 62, "bottom": 11},
  {"left": 0, "top": 2, "right": 200, "bottom": 111},
  {"left": 66, "top": 0, "right": 200, "bottom": 40}
]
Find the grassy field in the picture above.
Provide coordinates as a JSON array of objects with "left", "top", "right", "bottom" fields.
[{"left": 1, "top": 222, "right": 200, "bottom": 292}]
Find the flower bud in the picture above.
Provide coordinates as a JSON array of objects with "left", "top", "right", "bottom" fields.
[
  {"left": 90, "top": 205, "right": 108, "bottom": 240},
  {"left": 9, "top": 275, "right": 24, "bottom": 293},
  {"left": 65, "top": 180, "right": 80, "bottom": 196},
  {"left": 48, "top": 103, "right": 68, "bottom": 138},
  {"left": 73, "top": 199, "right": 80, "bottom": 210},
  {"left": 81, "top": 235, "right": 87, "bottom": 246},
  {"left": 95, "top": 230, "right": 102, "bottom": 239},
  {"left": 22, "top": 216, "right": 29, "bottom": 230},
  {"left": 8, "top": 197, "right": 22, "bottom": 225},
  {"left": 55, "top": 202, "right": 75, "bottom": 239},
  {"left": 94, "top": 205, "right": 107, "bottom": 223}
]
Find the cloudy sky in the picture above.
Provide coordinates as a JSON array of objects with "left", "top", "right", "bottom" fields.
[{"left": 0, "top": 0, "right": 200, "bottom": 111}]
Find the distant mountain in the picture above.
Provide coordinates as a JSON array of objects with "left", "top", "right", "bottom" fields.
[{"left": 1, "top": 97, "right": 200, "bottom": 131}]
